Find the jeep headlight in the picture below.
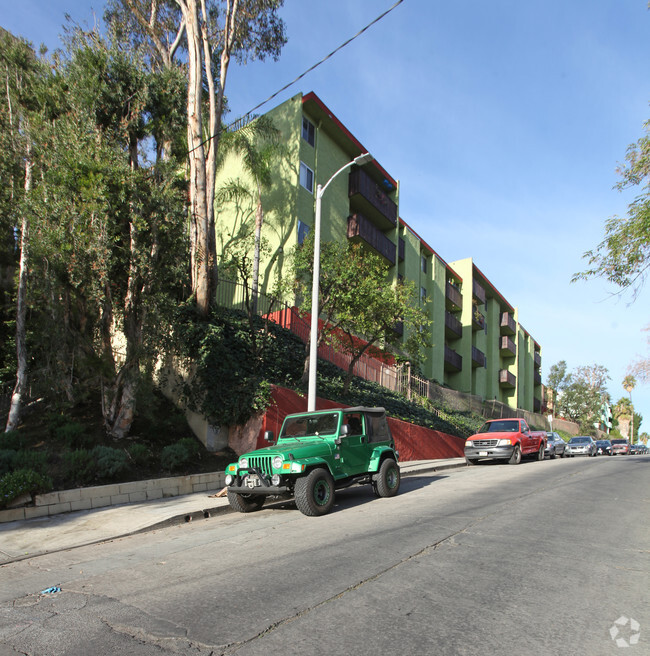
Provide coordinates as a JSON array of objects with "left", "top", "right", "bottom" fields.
[
  {"left": 272, "top": 456, "right": 283, "bottom": 469},
  {"left": 239, "top": 457, "right": 249, "bottom": 469},
  {"left": 497, "top": 439, "right": 513, "bottom": 446},
  {"left": 271, "top": 474, "right": 281, "bottom": 486}
]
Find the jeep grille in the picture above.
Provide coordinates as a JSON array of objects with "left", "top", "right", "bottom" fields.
[{"left": 247, "top": 456, "right": 273, "bottom": 476}]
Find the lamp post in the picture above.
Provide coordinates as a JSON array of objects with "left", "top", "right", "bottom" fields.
[{"left": 307, "top": 152, "right": 374, "bottom": 411}]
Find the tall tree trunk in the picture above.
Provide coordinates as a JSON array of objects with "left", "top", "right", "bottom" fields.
[
  {"left": 6, "top": 147, "right": 32, "bottom": 432},
  {"left": 177, "top": 0, "right": 238, "bottom": 314},
  {"left": 251, "top": 190, "right": 263, "bottom": 315}
]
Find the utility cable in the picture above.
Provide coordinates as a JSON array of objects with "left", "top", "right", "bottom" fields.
[{"left": 187, "top": 0, "right": 405, "bottom": 155}]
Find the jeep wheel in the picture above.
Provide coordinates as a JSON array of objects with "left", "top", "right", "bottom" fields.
[
  {"left": 227, "top": 490, "right": 265, "bottom": 513},
  {"left": 374, "top": 458, "right": 400, "bottom": 497},
  {"left": 294, "top": 468, "right": 335, "bottom": 516},
  {"left": 508, "top": 445, "right": 522, "bottom": 465}
]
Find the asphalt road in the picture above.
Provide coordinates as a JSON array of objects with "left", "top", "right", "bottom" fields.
[{"left": 1, "top": 455, "right": 648, "bottom": 656}]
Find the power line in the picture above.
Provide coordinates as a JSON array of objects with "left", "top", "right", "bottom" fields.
[
  {"left": 229, "top": 0, "right": 405, "bottom": 128},
  {"left": 188, "top": 0, "right": 405, "bottom": 154}
]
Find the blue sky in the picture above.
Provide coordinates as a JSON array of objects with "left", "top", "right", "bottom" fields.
[{"left": 3, "top": 0, "right": 650, "bottom": 430}]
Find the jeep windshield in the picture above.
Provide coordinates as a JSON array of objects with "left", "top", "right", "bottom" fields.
[
  {"left": 477, "top": 420, "right": 519, "bottom": 434},
  {"left": 280, "top": 413, "right": 339, "bottom": 439}
]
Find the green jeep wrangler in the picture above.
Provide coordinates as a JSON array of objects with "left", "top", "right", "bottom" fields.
[{"left": 224, "top": 406, "right": 400, "bottom": 516}]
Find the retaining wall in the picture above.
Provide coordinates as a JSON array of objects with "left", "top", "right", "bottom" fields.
[{"left": 0, "top": 471, "right": 225, "bottom": 525}]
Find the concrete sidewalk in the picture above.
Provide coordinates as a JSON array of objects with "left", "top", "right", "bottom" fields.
[{"left": 0, "top": 458, "right": 466, "bottom": 564}]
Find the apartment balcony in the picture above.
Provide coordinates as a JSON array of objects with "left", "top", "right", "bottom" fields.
[
  {"left": 472, "top": 308, "right": 486, "bottom": 332},
  {"left": 444, "top": 345, "right": 462, "bottom": 372},
  {"left": 398, "top": 237, "right": 405, "bottom": 262},
  {"left": 445, "top": 281, "right": 462, "bottom": 312},
  {"left": 534, "top": 351, "right": 542, "bottom": 368},
  {"left": 445, "top": 311, "right": 462, "bottom": 340},
  {"left": 499, "top": 369, "right": 516, "bottom": 388},
  {"left": 348, "top": 167, "right": 397, "bottom": 230},
  {"left": 347, "top": 214, "right": 396, "bottom": 265},
  {"left": 500, "top": 335, "right": 516, "bottom": 358},
  {"left": 472, "top": 345, "right": 486, "bottom": 368},
  {"left": 472, "top": 280, "right": 486, "bottom": 304},
  {"left": 500, "top": 311, "right": 516, "bottom": 335},
  {"left": 534, "top": 370, "right": 542, "bottom": 385}
]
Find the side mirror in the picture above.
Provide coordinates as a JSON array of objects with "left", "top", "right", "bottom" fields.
[
  {"left": 264, "top": 430, "right": 275, "bottom": 443},
  {"left": 340, "top": 424, "right": 350, "bottom": 436}
]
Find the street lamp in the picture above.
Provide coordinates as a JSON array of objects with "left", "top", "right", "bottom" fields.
[
  {"left": 307, "top": 152, "right": 374, "bottom": 411},
  {"left": 625, "top": 383, "right": 634, "bottom": 445}
]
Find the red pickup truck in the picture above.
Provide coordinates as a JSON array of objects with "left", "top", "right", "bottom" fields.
[{"left": 464, "top": 418, "right": 547, "bottom": 465}]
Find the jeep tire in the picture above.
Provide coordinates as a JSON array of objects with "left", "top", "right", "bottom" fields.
[
  {"left": 374, "top": 458, "right": 400, "bottom": 497},
  {"left": 227, "top": 490, "right": 265, "bottom": 513},
  {"left": 294, "top": 468, "right": 335, "bottom": 516}
]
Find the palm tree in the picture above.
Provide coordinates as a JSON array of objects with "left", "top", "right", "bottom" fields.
[
  {"left": 623, "top": 374, "right": 637, "bottom": 442},
  {"left": 217, "top": 116, "right": 284, "bottom": 314}
]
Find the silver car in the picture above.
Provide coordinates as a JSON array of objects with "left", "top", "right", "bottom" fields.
[
  {"left": 545, "top": 432, "right": 566, "bottom": 459},
  {"left": 566, "top": 436, "right": 597, "bottom": 457}
]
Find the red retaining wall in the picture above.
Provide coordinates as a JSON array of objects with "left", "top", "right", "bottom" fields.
[{"left": 256, "top": 386, "right": 465, "bottom": 461}]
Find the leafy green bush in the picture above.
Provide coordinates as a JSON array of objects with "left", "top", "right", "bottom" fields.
[
  {"left": 91, "top": 446, "right": 129, "bottom": 480},
  {"left": 0, "top": 430, "right": 24, "bottom": 451},
  {"left": 63, "top": 449, "right": 96, "bottom": 486},
  {"left": 176, "top": 305, "right": 303, "bottom": 427},
  {"left": 160, "top": 442, "right": 192, "bottom": 472},
  {"left": 176, "top": 437, "right": 201, "bottom": 458},
  {"left": 127, "top": 443, "right": 151, "bottom": 468},
  {"left": 0, "top": 450, "right": 13, "bottom": 477},
  {"left": 55, "top": 421, "right": 93, "bottom": 449},
  {"left": 0, "top": 469, "right": 52, "bottom": 508},
  {"left": 10, "top": 450, "right": 48, "bottom": 476}
]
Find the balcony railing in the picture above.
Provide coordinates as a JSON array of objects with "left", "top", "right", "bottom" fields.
[
  {"left": 472, "top": 280, "right": 486, "bottom": 304},
  {"left": 398, "top": 237, "right": 405, "bottom": 262},
  {"left": 445, "top": 311, "right": 462, "bottom": 339},
  {"left": 444, "top": 345, "right": 462, "bottom": 372},
  {"left": 347, "top": 214, "right": 396, "bottom": 265},
  {"left": 348, "top": 167, "right": 397, "bottom": 229},
  {"left": 500, "top": 311, "right": 516, "bottom": 335},
  {"left": 446, "top": 281, "right": 462, "bottom": 312},
  {"left": 500, "top": 336, "right": 516, "bottom": 358},
  {"left": 472, "top": 345, "right": 486, "bottom": 368},
  {"left": 472, "top": 308, "right": 486, "bottom": 332},
  {"left": 534, "top": 370, "right": 542, "bottom": 385},
  {"left": 499, "top": 369, "right": 516, "bottom": 388},
  {"left": 534, "top": 351, "right": 542, "bottom": 367}
]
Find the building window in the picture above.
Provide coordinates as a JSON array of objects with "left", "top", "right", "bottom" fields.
[
  {"left": 297, "top": 220, "right": 310, "bottom": 245},
  {"left": 420, "top": 287, "right": 427, "bottom": 303},
  {"left": 421, "top": 255, "right": 427, "bottom": 274},
  {"left": 302, "top": 117, "right": 315, "bottom": 146},
  {"left": 299, "top": 161, "right": 314, "bottom": 193}
]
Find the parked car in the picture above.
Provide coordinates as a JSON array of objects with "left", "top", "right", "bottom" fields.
[
  {"left": 610, "top": 439, "right": 630, "bottom": 455},
  {"left": 224, "top": 407, "right": 400, "bottom": 517},
  {"left": 464, "top": 418, "right": 547, "bottom": 465},
  {"left": 595, "top": 439, "right": 612, "bottom": 456},
  {"left": 565, "top": 436, "right": 597, "bottom": 457},
  {"left": 545, "top": 432, "right": 566, "bottom": 459},
  {"left": 629, "top": 443, "right": 642, "bottom": 455},
  {"left": 637, "top": 443, "right": 649, "bottom": 454}
]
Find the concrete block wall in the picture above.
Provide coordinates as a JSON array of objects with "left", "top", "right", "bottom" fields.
[{"left": 0, "top": 471, "right": 225, "bottom": 524}]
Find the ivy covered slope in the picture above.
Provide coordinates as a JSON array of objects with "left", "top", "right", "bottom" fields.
[{"left": 178, "top": 306, "right": 484, "bottom": 439}]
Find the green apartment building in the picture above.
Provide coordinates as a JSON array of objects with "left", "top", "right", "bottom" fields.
[{"left": 215, "top": 91, "right": 543, "bottom": 414}]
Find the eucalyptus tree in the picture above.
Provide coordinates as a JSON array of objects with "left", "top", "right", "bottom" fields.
[
  {"left": 104, "top": 0, "right": 287, "bottom": 314},
  {"left": 0, "top": 30, "right": 50, "bottom": 431}
]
